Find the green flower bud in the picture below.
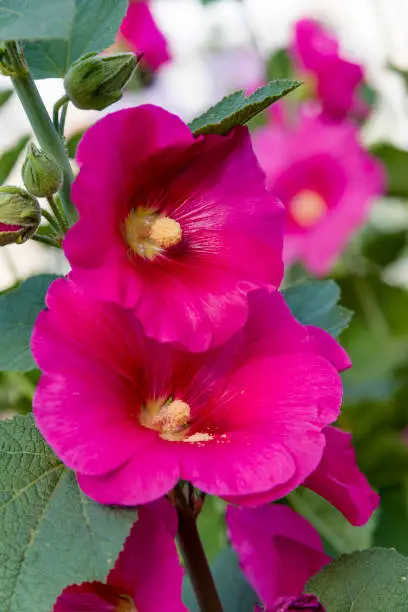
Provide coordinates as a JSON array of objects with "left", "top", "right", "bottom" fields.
[
  {"left": 22, "top": 143, "right": 63, "bottom": 197},
  {"left": 63, "top": 52, "right": 138, "bottom": 111},
  {"left": 0, "top": 186, "right": 41, "bottom": 246}
]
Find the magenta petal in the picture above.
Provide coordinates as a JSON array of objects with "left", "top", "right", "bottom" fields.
[
  {"left": 292, "top": 18, "right": 364, "bottom": 121},
  {"left": 53, "top": 582, "right": 121, "bottom": 611},
  {"left": 77, "top": 441, "right": 180, "bottom": 506},
  {"left": 180, "top": 351, "right": 342, "bottom": 499},
  {"left": 304, "top": 326, "right": 351, "bottom": 372},
  {"left": 120, "top": 1, "right": 171, "bottom": 71},
  {"left": 32, "top": 278, "right": 151, "bottom": 475},
  {"left": 227, "top": 504, "right": 330, "bottom": 607},
  {"left": 106, "top": 498, "right": 186, "bottom": 611},
  {"left": 304, "top": 426, "right": 379, "bottom": 525}
]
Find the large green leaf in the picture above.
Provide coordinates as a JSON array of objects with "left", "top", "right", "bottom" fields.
[
  {"left": 24, "top": 0, "right": 128, "bottom": 79},
  {"left": 307, "top": 548, "right": 408, "bottom": 611},
  {"left": 188, "top": 79, "right": 301, "bottom": 136},
  {"left": 371, "top": 143, "right": 408, "bottom": 198},
  {"left": 183, "top": 547, "right": 258, "bottom": 612},
  {"left": 0, "top": 134, "right": 29, "bottom": 185},
  {"left": 0, "top": 0, "right": 75, "bottom": 41},
  {"left": 0, "top": 274, "right": 57, "bottom": 372},
  {"left": 0, "top": 414, "right": 137, "bottom": 612},
  {"left": 283, "top": 280, "right": 352, "bottom": 337}
]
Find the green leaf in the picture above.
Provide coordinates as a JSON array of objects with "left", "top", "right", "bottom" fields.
[
  {"left": 0, "top": 274, "right": 57, "bottom": 372},
  {"left": 266, "top": 49, "right": 292, "bottom": 81},
  {"left": 371, "top": 143, "right": 408, "bottom": 198},
  {"left": 307, "top": 548, "right": 408, "bottom": 611},
  {"left": 24, "top": 0, "right": 128, "bottom": 79},
  {"left": 283, "top": 280, "right": 352, "bottom": 337},
  {"left": 374, "top": 485, "right": 408, "bottom": 555},
  {"left": 338, "top": 275, "right": 408, "bottom": 403},
  {"left": 0, "top": 89, "right": 12, "bottom": 108},
  {"left": 0, "top": 134, "right": 29, "bottom": 185},
  {"left": 0, "top": 414, "right": 137, "bottom": 612},
  {"left": 0, "top": 0, "right": 75, "bottom": 41},
  {"left": 183, "top": 548, "right": 258, "bottom": 612},
  {"left": 188, "top": 79, "right": 301, "bottom": 136},
  {"left": 362, "top": 230, "right": 406, "bottom": 267}
]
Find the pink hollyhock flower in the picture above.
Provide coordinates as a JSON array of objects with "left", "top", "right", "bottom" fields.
[
  {"left": 227, "top": 504, "right": 329, "bottom": 611},
  {"left": 303, "top": 426, "right": 379, "bottom": 526},
  {"left": 64, "top": 105, "right": 284, "bottom": 352},
  {"left": 252, "top": 107, "right": 384, "bottom": 276},
  {"left": 53, "top": 497, "right": 186, "bottom": 611},
  {"left": 119, "top": 1, "right": 170, "bottom": 72},
  {"left": 33, "top": 279, "right": 344, "bottom": 506},
  {"left": 292, "top": 18, "right": 367, "bottom": 121}
]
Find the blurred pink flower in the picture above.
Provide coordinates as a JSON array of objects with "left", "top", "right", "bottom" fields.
[
  {"left": 33, "top": 280, "right": 343, "bottom": 506},
  {"left": 53, "top": 498, "right": 186, "bottom": 611},
  {"left": 119, "top": 0, "right": 170, "bottom": 72},
  {"left": 64, "top": 105, "right": 284, "bottom": 352},
  {"left": 227, "top": 504, "right": 329, "bottom": 611},
  {"left": 252, "top": 107, "right": 385, "bottom": 275},
  {"left": 292, "top": 18, "right": 367, "bottom": 121},
  {"left": 304, "top": 426, "right": 379, "bottom": 526}
]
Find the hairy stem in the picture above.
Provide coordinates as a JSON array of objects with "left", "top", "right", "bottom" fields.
[
  {"left": 53, "top": 94, "right": 70, "bottom": 133},
  {"left": 40, "top": 207, "right": 61, "bottom": 233},
  {"left": 46, "top": 195, "right": 68, "bottom": 234},
  {"left": 32, "top": 234, "right": 61, "bottom": 248},
  {"left": 174, "top": 485, "right": 223, "bottom": 612},
  {"left": 6, "top": 43, "right": 76, "bottom": 224}
]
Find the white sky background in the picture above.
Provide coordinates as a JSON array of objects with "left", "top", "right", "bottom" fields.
[{"left": 1, "top": 0, "right": 408, "bottom": 288}]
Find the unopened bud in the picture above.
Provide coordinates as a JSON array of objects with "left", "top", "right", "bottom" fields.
[
  {"left": 0, "top": 186, "right": 41, "bottom": 246},
  {"left": 22, "top": 143, "right": 63, "bottom": 197},
  {"left": 63, "top": 52, "right": 138, "bottom": 111}
]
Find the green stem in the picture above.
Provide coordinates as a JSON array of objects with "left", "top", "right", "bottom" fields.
[
  {"left": 174, "top": 485, "right": 223, "bottom": 612},
  {"left": 6, "top": 43, "right": 76, "bottom": 224},
  {"left": 40, "top": 207, "right": 60, "bottom": 233},
  {"left": 32, "top": 234, "right": 61, "bottom": 248},
  {"left": 47, "top": 195, "right": 68, "bottom": 234},
  {"left": 53, "top": 94, "right": 70, "bottom": 133},
  {"left": 59, "top": 101, "right": 69, "bottom": 135}
]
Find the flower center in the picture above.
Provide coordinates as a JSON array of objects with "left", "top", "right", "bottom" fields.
[
  {"left": 149, "top": 216, "right": 182, "bottom": 248},
  {"left": 141, "top": 398, "right": 191, "bottom": 441},
  {"left": 124, "top": 209, "right": 182, "bottom": 259},
  {"left": 116, "top": 594, "right": 138, "bottom": 612},
  {"left": 290, "top": 190, "right": 327, "bottom": 227}
]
